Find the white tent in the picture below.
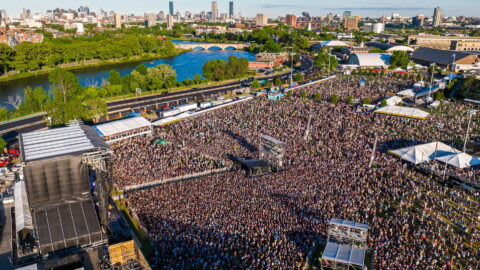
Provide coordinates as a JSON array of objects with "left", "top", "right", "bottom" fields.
[
  {"left": 375, "top": 106, "right": 430, "bottom": 119},
  {"left": 321, "top": 40, "right": 350, "bottom": 47},
  {"left": 389, "top": 142, "right": 461, "bottom": 165},
  {"left": 94, "top": 116, "right": 151, "bottom": 137},
  {"left": 385, "top": 96, "right": 403, "bottom": 106},
  {"left": 435, "top": 153, "right": 480, "bottom": 168},
  {"left": 14, "top": 181, "right": 33, "bottom": 238}
]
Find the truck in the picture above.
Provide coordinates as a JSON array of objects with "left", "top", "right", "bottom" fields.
[
  {"left": 159, "top": 108, "right": 180, "bottom": 118},
  {"left": 176, "top": 103, "right": 198, "bottom": 113},
  {"left": 199, "top": 102, "right": 213, "bottom": 109}
]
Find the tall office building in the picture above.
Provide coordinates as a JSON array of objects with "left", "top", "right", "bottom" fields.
[
  {"left": 286, "top": 14, "right": 297, "bottom": 28},
  {"left": 433, "top": 7, "right": 443, "bottom": 27},
  {"left": 229, "top": 1, "right": 234, "bottom": 19},
  {"left": 169, "top": 1, "right": 174, "bottom": 16},
  {"left": 256, "top": 14, "right": 268, "bottom": 26},
  {"left": 166, "top": 14, "right": 175, "bottom": 29},
  {"left": 159, "top": 11, "right": 165, "bottom": 20},
  {"left": 0, "top": 10, "right": 6, "bottom": 20},
  {"left": 114, "top": 13, "right": 122, "bottom": 29},
  {"left": 363, "top": 22, "right": 385, "bottom": 33},
  {"left": 344, "top": 16, "right": 359, "bottom": 30},
  {"left": 412, "top": 15, "right": 425, "bottom": 27},
  {"left": 211, "top": 1, "right": 219, "bottom": 21},
  {"left": 343, "top": 11, "right": 352, "bottom": 18}
]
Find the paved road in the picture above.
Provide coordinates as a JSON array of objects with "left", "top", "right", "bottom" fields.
[{"left": 0, "top": 203, "right": 13, "bottom": 270}]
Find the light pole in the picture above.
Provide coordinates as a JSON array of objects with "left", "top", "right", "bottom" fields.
[
  {"left": 328, "top": 48, "right": 332, "bottom": 77},
  {"left": 428, "top": 63, "right": 435, "bottom": 101},
  {"left": 463, "top": 110, "right": 476, "bottom": 153},
  {"left": 290, "top": 47, "right": 294, "bottom": 85},
  {"left": 450, "top": 53, "right": 456, "bottom": 81}
]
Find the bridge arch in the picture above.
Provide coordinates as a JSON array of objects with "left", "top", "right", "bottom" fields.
[
  {"left": 224, "top": 46, "right": 238, "bottom": 51},
  {"left": 192, "top": 46, "right": 206, "bottom": 51},
  {"left": 207, "top": 46, "right": 223, "bottom": 51}
]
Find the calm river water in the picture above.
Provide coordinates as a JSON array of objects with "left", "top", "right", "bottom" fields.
[{"left": 0, "top": 40, "right": 255, "bottom": 106}]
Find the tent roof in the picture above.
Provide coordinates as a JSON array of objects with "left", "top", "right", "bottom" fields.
[
  {"left": 347, "top": 53, "right": 391, "bottom": 67},
  {"left": 389, "top": 142, "right": 462, "bottom": 165},
  {"left": 365, "top": 42, "right": 414, "bottom": 52},
  {"left": 374, "top": 106, "right": 430, "bottom": 119},
  {"left": 322, "top": 242, "right": 365, "bottom": 267},
  {"left": 321, "top": 40, "right": 350, "bottom": 47},
  {"left": 435, "top": 152, "right": 480, "bottom": 168},
  {"left": 93, "top": 116, "right": 151, "bottom": 137},
  {"left": 385, "top": 96, "right": 403, "bottom": 106},
  {"left": 14, "top": 181, "right": 33, "bottom": 233},
  {"left": 19, "top": 125, "right": 109, "bottom": 162}
]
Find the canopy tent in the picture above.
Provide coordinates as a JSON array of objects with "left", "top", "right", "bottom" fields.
[
  {"left": 435, "top": 152, "right": 480, "bottom": 168},
  {"left": 385, "top": 96, "right": 403, "bottom": 106},
  {"left": 322, "top": 242, "right": 365, "bottom": 268},
  {"left": 374, "top": 106, "right": 430, "bottom": 119},
  {"left": 93, "top": 116, "right": 151, "bottom": 137},
  {"left": 14, "top": 181, "right": 33, "bottom": 240},
  {"left": 389, "top": 142, "right": 462, "bottom": 165},
  {"left": 321, "top": 40, "right": 350, "bottom": 47}
]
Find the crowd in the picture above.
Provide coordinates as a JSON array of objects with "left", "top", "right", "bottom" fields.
[{"left": 112, "top": 77, "right": 480, "bottom": 269}]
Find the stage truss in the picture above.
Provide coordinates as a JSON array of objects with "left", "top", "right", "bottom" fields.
[{"left": 259, "top": 135, "right": 285, "bottom": 169}]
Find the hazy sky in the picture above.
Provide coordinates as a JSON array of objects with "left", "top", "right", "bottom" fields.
[{"left": 3, "top": 0, "right": 480, "bottom": 18}]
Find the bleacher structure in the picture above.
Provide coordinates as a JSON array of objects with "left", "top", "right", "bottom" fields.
[
  {"left": 109, "top": 240, "right": 151, "bottom": 270},
  {"left": 321, "top": 219, "right": 369, "bottom": 270}
]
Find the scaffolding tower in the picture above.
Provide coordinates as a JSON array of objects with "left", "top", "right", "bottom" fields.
[
  {"left": 259, "top": 135, "right": 285, "bottom": 169},
  {"left": 327, "top": 218, "right": 369, "bottom": 247}
]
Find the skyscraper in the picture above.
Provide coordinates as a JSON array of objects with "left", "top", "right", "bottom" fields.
[
  {"left": 211, "top": 1, "right": 219, "bottom": 21},
  {"left": 343, "top": 11, "right": 352, "bottom": 18},
  {"left": 229, "top": 1, "right": 234, "bottom": 19},
  {"left": 114, "top": 13, "right": 122, "bottom": 29},
  {"left": 286, "top": 14, "right": 297, "bottom": 28},
  {"left": 169, "top": 1, "right": 174, "bottom": 16},
  {"left": 433, "top": 7, "right": 443, "bottom": 27},
  {"left": 256, "top": 14, "right": 268, "bottom": 26}
]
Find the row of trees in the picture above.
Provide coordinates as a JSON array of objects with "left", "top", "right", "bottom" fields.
[
  {"left": 314, "top": 49, "right": 338, "bottom": 71},
  {"left": 202, "top": 56, "right": 249, "bottom": 81},
  {"left": 0, "top": 34, "right": 177, "bottom": 75}
]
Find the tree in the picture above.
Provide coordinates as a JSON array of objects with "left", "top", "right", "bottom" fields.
[
  {"left": 0, "top": 107, "right": 10, "bottom": 121},
  {"left": 300, "top": 90, "right": 307, "bottom": 99},
  {"left": 314, "top": 49, "right": 337, "bottom": 71},
  {"left": 416, "top": 74, "right": 422, "bottom": 81},
  {"left": 362, "top": 97, "right": 371, "bottom": 105},
  {"left": 294, "top": 37, "right": 310, "bottom": 50},
  {"left": 107, "top": 70, "right": 122, "bottom": 85},
  {"left": 0, "top": 44, "right": 15, "bottom": 75},
  {"left": 49, "top": 68, "right": 83, "bottom": 103},
  {"left": 274, "top": 77, "right": 282, "bottom": 85},
  {"left": 251, "top": 79, "right": 260, "bottom": 89},
  {"left": 294, "top": 73, "right": 303, "bottom": 82},
  {"left": 0, "top": 137, "right": 6, "bottom": 151},
  {"left": 263, "top": 39, "right": 282, "bottom": 52},
  {"left": 390, "top": 51, "right": 410, "bottom": 69},
  {"left": 434, "top": 91, "right": 445, "bottom": 100},
  {"left": 381, "top": 99, "right": 388, "bottom": 107},
  {"left": 330, "top": 93, "right": 339, "bottom": 104},
  {"left": 347, "top": 95, "right": 354, "bottom": 105},
  {"left": 314, "top": 92, "right": 322, "bottom": 101},
  {"left": 286, "top": 90, "right": 293, "bottom": 98}
]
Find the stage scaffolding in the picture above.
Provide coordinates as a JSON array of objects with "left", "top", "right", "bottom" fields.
[
  {"left": 321, "top": 219, "right": 369, "bottom": 270},
  {"left": 259, "top": 135, "right": 285, "bottom": 170}
]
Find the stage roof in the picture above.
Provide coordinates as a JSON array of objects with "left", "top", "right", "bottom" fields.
[
  {"left": 435, "top": 152, "right": 480, "bottom": 168},
  {"left": 14, "top": 181, "right": 33, "bottom": 233},
  {"left": 329, "top": 219, "right": 369, "bottom": 230},
  {"left": 260, "top": 135, "right": 284, "bottom": 145},
  {"left": 20, "top": 125, "right": 109, "bottom": 162},
  {"left": 93, "top": 116, "right": 151, "bottom": 137},
  {"left": 374, "top": 106, "right": 430, "bottom": 119},
  {"left": 322, "top": 242, "right": 366, "bottom": 267}
]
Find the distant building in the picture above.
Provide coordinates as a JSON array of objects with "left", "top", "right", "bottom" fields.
[
  {"left": 229, "top": 1, "right": 234, "bottom": 18},
  {"left": 363, "top": 22, "right": 385, "bottom": 33},
  {"left": 167, "top": 14, "right": 175, "bottom": 29},
  {"left": 256, "top": 14, "right": 268, "bottom": 26},
  {"left": 145, "top": 14, "right": 157, "bottom": 27},
  {"left": 344, "top": 16, "right": 359, "bottom": 30},
  {"left": 0, "top": 28, "right": 44, "bottom": 47},
  {"left": 412, "top": 47, "right": 480, "bottom": 72},
  {"left": 114, "top": 13, "right": 122, "bottom": 29},
  {"left": 365, "top": 42, "right": 414, "bottom": 52},
  {"left": 433, "top": 7, "right": 443, "bottom": 27},
  {"left": 286, "top": 14, "right": 297, "bottom": 28},
  {"left": 159, "top": 11, "right": 165, "bottom": 20},
  {"left": 408, "top": 35, "right": 480, "bottom": 50},
  {"left": 248, "top": 52, "right": 288, "bottom": 69},
  {"left": 343, "top": 11, "right": 352, "bottom": 18},
  {"left": 211, "top": 1, "right": 219, "bottom": 22},
  {"left": 412, "top": 15, "right": 425, "bottom": 27},
  {"left": 169, "top": 1, "right": 174, "bottom": 16}
]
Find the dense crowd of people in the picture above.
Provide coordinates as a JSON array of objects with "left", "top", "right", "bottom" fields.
[{"left": 112, "top": 77, "right": 480, "bottom": 269}]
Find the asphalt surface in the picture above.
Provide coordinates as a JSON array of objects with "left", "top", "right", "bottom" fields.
[{"left": 0, "top": 203, "right": 12, "bottom": 270}]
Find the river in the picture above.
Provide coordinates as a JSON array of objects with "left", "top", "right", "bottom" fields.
[{"left": 0, "top": 40, "right": 255, "bottom": 106}]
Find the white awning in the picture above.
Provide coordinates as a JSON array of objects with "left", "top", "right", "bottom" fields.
[
  {"left": 93, "top": 116, "right": 151, "bottom": 137},
  {"left": 14, "top": 181, "right": 33, "bottom": 233},
  {"left": 389, "top": 142, "right": 462, "bottom": 165},
  {"left": 322, "top": 242, "right": 365, "bottom": 267},
  {"left": 375, "top": 106, "right": 430, "bottom": 119},
  {"left": 385, "top": 96, "right": 403, "bottom": 106},
  {"left": 435, "top": 152, "right": 480, "bottom": 168}
]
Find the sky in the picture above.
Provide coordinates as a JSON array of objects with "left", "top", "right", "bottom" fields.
[{"left": 2, "top": 0, "right": 480, "bottom": 18}]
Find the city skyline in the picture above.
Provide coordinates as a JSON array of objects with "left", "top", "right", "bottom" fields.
[{"left": 2, "top": 0, "right": 479, "bottom": 18}]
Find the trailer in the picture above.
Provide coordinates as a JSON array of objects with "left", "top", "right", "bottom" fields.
[
  {"left": 176, "top": 103, "right": 198, "bottom": 113},
  {"left": 159, "top": 108, "right": 180, "bottom": 118},
  {"left": 199, "top": 102, "right": 213, "bottom": 109}
]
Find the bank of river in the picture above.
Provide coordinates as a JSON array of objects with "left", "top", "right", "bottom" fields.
[{"left": 0, "top": 44, "right": 255, "bottom": 106}]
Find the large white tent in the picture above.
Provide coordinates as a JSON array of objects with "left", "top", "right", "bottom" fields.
[
  {"left": 375, "top": 106, "right": 430, "bottom": 119},
  {"left": 93, "top": 116, "right": 152, "bottom": 143},
  {"left": 435, "top": 153, "right": 480, "bottom": 168},
  {"left": 389, "top": 142, "right": 461, "bottom": 165}
]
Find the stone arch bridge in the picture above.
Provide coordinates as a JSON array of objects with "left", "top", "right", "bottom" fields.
[{"left": 175, "top": 43, "right": 249, "bottom": 51}]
